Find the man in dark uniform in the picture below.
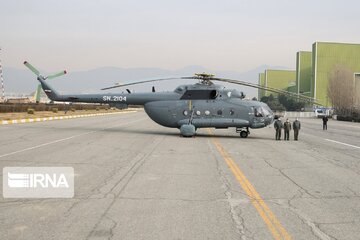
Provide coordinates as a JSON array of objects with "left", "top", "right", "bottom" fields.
[
  {"left": 283, "top": 118, "right": 291, "bottom": 140},
  {"left": 322, "top": 115, "right": 328, "bottom": 130},
  {"left": 293, "top": 118, "right": 301, "bottom": 140},
  {"left": 274, "top": 117, "right": 283, "bottom": 140}
]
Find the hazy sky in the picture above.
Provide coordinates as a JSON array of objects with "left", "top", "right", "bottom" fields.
[{"left": 1, "top": 0, "right": 360, "bottom": 72}]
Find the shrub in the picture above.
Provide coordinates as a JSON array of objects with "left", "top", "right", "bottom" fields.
[
  {"left": 52, "top": 108, "right": 58, "bottom": 113},
  {"left": 27, "top": 108, "right": 35, "bottom": 114},
  {"left": 70, "top": 108, "right": 76, "bottom": 112},
  {"left": 337, "top": 115, "right": 353, "bottom": 122}
]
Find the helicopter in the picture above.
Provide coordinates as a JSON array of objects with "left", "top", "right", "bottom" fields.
[{"left": 24, "top": 61, "right": 316, "bottom": 138}]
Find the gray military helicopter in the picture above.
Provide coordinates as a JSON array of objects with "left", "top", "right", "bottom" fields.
[{"left": 24, "top": 61, "right": 315, "bottom": 138}]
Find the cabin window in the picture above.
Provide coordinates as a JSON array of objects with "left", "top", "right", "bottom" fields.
[
  {"left": 217, "top": 110, "right": 223, "bottom": 115},
  {"left": 205, "top": 110, "right": 210, "bottom": 116},
  {"left": 183, "top": 110, "right": 188, "bottom": 116},
  {"left": 176, "top": 87, "right": 183, "bottom": 92},
  {"left": 230, "top": 109, "right": 235, "bottom": 115},
  {"left": 196, "top": 110, "right": 201, "bottom": 116}
]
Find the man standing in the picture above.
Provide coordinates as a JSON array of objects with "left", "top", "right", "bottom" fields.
[
  {"left": 293, "top": 118, "right": 301, "bottom": 140},
  {"left": 274, "top": 117, "right": 283, "bottom": 140},
  {"left": 283, "top": 118, "right": 291, "bottom": 141},
  {"left": 322, "top": 115, "right": 328, "bottom": 130}
]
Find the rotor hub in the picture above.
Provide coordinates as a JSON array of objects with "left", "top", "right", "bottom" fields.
[{"left": 193, "top": 73, "right": 215, "bottom": 85}]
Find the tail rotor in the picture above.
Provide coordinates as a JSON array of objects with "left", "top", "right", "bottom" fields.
[
  {"left": 24, "top": 61, "right": 66, "bottom": 102},
  {"left": 23, "top": 61, "right": 40, "bottom": 77}
]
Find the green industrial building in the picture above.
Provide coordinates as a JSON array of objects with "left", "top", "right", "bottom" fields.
[
  {"left": 258, "top": 73, "right": 265, "bottom": 100},
  {"left": 258, "top": 69, "right": 296, "bottom": 99},
  {"left": 311, "top": 42, "right": 360, "bottom": 106},
  {"left": 259, "top": 41, "right": 360, "bottom": 107},
  {"left": 296, "top": 51, "right": 312, "bottom": 96}
]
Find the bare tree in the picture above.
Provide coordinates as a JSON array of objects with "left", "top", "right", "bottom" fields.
[
  {"left": 355, "top": 75, "right": 360, "bottom": 116},
  {"left": 328, "top": 64, "right": 355, "bottom": 115}
]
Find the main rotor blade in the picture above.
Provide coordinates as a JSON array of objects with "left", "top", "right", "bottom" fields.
[
  {"left": 209, "top": 77, "right": 319, "bottom": 104},
  {"left": 47, "top": 70, "right": 67, "bottom": 80},
  {"left": 101, "top": 77, "right": 187, "bottom": 90},
  {"left": 23, "top": 61, "right": 40, "bottom": 76}
]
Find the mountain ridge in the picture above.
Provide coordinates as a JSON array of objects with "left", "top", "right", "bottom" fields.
[{"left": 2, "top": 64, "right": 291, "bottom": 98}]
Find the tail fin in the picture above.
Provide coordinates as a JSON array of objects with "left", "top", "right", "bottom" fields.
[{"left": 24, "top": 61, "right": 66, "bottom": 101}]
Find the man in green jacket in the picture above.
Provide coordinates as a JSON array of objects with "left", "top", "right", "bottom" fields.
[
  {"left": 293, "top": 118, "right": 301, "bottom": 140},
  {"left": 284, "top": 118, "right": 291, "bottom": 140},
  {"left": 274, "top": 117, "right": 283, "bottom": 140}
]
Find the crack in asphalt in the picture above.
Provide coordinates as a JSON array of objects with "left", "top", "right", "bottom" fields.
[
  {"left": 118, "top": 196, "right": 225, "bottom": 202},
  {"left": 106, "top": 216, "right": 118, "bottom": 240},
  {"left": 206, "top": 139, "right": 254, "bottom": 240},
  {"left": 263, "top": 158, "right": 317, "bottom": 199},
  {"left": 85, "top": 135, "right": 164, "bottom": 240},
  {"left": 249, "top": 139, "right": 340, "bottom": 240}
]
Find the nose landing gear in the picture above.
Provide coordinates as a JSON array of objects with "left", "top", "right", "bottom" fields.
[{"left": 236, "top": 127, "right": 250, "bottom": 138}]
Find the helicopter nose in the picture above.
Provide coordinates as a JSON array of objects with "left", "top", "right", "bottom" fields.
[{"left": 267, "top": 115, "right": 275, "bottom": 125}]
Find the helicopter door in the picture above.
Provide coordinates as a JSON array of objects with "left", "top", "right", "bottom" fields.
[
  {"left": 168, "top": 101, "right": 189, "bottom": 120},
  {"left": 169, "top": 107, "right": 177, "bottom": 119}
]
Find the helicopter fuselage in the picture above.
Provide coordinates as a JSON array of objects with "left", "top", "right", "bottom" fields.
[
  {"left": 144, "top": 98, "right": 273, "bottom": 129},
  {"left": 38, "top": 78, "right": 274, "bottom": 132}
]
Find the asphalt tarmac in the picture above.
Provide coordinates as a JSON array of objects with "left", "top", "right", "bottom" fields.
[{"left": 0, "top": 110, "right": 359, "bottom": 240}]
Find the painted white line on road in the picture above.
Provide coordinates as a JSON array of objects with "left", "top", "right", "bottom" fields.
[
  {"left": 0, "top": 117, "right": 147, "bottom": 159},
  {"left": 325, "top": 139, "right": 360, "bottom": 149},
  {"left": 0, "top": 131, "right": 96, "bottom": 159}
]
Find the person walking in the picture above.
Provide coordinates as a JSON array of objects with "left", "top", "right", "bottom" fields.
[
  {"left": 274, "top": 117, "right": 283, "bottom": 140},
  {"left": 322, "top": 115, "right": 328, "bottom": 130},
  {"left": 283, "top": 118, "right": 291, "bottom": 141},
  {"left": 293, "top": 118, "right": 301, "bottom": 140}
]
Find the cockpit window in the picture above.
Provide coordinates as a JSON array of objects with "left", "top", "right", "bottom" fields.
[
  {"left": 254, "top": 106, "right": 272, "bottom": 117},
  {"left": 254, "top": 107, "right": 264, "bottom": 117},
  {"left": 262, "top": 107, "right": 271, "bottom": 117}
]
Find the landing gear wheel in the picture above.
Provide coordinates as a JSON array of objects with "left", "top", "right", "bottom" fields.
[{"left": 240, "top": 131, "right": 248, "bottom": 138}]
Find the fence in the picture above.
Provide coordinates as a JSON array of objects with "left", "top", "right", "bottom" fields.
[
  {"left": 283, "top": 111, "right": 316, "bottom": 118},
  {"left": 0, "top": 103, "right": 108, "bottom": 113}
]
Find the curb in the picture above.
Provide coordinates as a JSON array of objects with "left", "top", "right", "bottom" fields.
[{"left": 1, "top": 111, "right": 137, "bottom": 126}]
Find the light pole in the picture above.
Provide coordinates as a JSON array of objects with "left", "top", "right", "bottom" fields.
[{"left": 0, "top": 47, "right": 5, "bottom": 102}]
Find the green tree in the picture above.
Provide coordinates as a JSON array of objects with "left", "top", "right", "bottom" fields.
[
  {"left": 261, "top": 94, "right": 286, "bottom": 111},
  {"left": 262, "top": 94, "right": 305, "bottom": 111}
]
